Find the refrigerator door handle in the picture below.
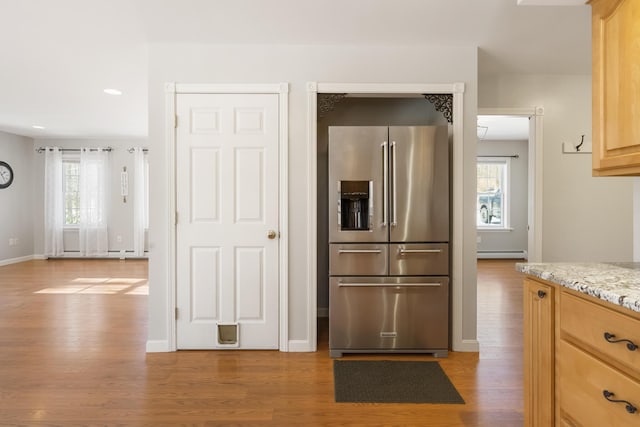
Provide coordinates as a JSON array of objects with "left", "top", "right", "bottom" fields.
[
  {"left": 381, "top": 141, "right": 388, "bottom": 227},
  {"left": 338, "top": 249, "right": 382, "bottom": 254},
  {"left": 338, "top": 282, "right": 442, "bottom": 288},
  {"left": 391, "top": 140, "right": 397, "bottom": 227},
  {"left": 336, "top": 180, "right": 341, "bottom": 227},
  {"left": 398, "top": 248, "right": 442, "bottom": 254}
]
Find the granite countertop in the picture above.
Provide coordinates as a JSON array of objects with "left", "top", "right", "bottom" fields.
[{"left": 516, "top": 262, "right": 640, "bottom": 313}]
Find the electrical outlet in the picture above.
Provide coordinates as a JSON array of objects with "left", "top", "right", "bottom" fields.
[
  {"left": 8, "top": 238, "right": 17, "bottom": 246},
  {"left": 477, "top": 236, "right": 481, "bottom": 243}
]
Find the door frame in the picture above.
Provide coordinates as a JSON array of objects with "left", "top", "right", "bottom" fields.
[
  {"left": 165, "top": 82, "right": 290, "bottom": 351},
  {"left": 307, "top": 82, "right": 477, "bottom": 352},
  {"left": 477, "top": 107, "right": 544, "bottom": 262}
]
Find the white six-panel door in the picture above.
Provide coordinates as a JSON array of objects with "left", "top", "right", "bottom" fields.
[{"left": 176, "top": 93, "right": 279, "bottom": 349}]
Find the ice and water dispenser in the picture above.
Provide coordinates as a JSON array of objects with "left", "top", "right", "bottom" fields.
[{"left": 338, "top": 181, "right": 372, "bottom": 231}]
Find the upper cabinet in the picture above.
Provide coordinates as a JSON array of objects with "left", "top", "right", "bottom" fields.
[{"left": 591, "top": 0, "right": 640, "bottom": 176}]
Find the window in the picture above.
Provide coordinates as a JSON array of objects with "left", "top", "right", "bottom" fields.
[
  {"left": 477, "top": 158, "right": 509, "bottom": 228},
  {"left": 63, "top": 160, "right": 80, "bottom": 226}
]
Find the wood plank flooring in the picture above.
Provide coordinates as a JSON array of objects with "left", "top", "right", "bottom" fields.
[{"left": 0, "top": 259, "right": 524, "bottom": 426}]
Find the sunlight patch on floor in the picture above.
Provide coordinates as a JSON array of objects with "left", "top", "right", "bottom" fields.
[{"left": 34, "top": 278, "right": 148, "bottom": 295}]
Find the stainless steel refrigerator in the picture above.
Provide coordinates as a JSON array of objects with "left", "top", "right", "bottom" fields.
[{"left": 328, "top": 126, "right": 450, "bottom": 358}]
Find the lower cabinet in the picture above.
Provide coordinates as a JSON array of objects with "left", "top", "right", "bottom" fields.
[
  {"left": 524, "top": 276, "right": 640, "bottom": 426},
  {"left": 523, "top": 278, "right": 555, "bottom": 427}
]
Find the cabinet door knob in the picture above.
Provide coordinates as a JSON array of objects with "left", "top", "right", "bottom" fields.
[
  {"left": 537, "top": 290, "right": 546, "bottom": 299},
  {"left": 267, "top": 230, "right": 277, "bottom": 239}
]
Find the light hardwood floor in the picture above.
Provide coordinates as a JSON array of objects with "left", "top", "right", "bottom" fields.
[{"left": 0, "top": 259, "right": 524, "bottom": 426}]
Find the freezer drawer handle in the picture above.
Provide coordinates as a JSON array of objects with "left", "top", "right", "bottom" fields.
[
  {"left": 338, "top": 282, "right": 442, "bottom": 287},
  {"left": 337, "top": 249, "right": 382, "bottom": 254},
  {"left": 398, "top": 248, "right": 442, "bottom": 254}
]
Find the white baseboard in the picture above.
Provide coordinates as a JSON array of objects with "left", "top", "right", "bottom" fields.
[
  {"left": 288, "top": 339, "right": 315, "bottom": 352},
  {"left": 146, "top": 340, "right": 171, "bottom": 352},
  {"left": 452, "top": 339, "right": 480, "bottom": 352},
  {"left": 0, "top": 254, "right": 37, "bottom": 266},
  {"left": 317, "top": 307, "right": 328, "bottom": 318},
  {"left": 477, "top": 251, "right": 526, "bottom": 259}
]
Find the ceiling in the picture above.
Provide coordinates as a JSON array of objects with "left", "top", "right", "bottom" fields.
[
  {"left": 0, "top": 0, "right": 591, "bottom": 139},
  {"left": 478, "top": 115, "right": 530, "bottom": 141}
]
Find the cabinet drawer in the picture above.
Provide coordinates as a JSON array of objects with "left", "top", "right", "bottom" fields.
[
  {"left": 389, "top": 243, "right": 448, "bottom": 276},
  {"left": 560, "top": 291, "right": 640, "bottom": 377},
  {"left": 558, "top": 340, "right": 640, "bottom": 426},
  {"left": 329, "top": 244, "right": 387, "bottom": 276}
]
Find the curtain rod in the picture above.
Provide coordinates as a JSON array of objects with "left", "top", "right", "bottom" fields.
[
  {"left": 478, "top": 155, "right": 519, "bottom": 159},
  {"left": 35, "top": 147, "right": 112, "bottom": 153},
  {"left": 127, "top": 148, "right": 149, "bottom": 153}
]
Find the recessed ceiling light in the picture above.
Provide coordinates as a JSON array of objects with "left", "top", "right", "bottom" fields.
[
  {"left": 103, "top": 88, "right": 123, "bottom": 96},
  {"left": 32, "top": 125, "right": 45, "bottom": 129}
]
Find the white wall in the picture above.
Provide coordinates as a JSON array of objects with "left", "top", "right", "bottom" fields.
[
  {"left": 477, "top": 139, "right": 528, "bottom": 256},
  {"left": 31, "top": 138, "right": 147, "bottom": 256},
  {"left": 147, "top": 43, "right": 479, "bottom": 350},
  {"left": 479, "top": 74, "right": 634, "bottom": 262},
  {"left": 0, "top": 131, "right": 34, "bottom": 263}
]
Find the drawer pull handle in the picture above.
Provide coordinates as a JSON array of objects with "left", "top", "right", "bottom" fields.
[
  {"left": 603, "top": 390, "right": 637, "bottom": 414},
  {"left": 338, "top": 282, "right": 441, "bottom": 288},
  {"left": 398, "top": 248, "right": 442, "bottom": 255},
  {"left": 537, "top": 290, "right": 546, "bottom": 299},
  {"left": 603, "top": 332, "right": 638, "bottom": 351}
]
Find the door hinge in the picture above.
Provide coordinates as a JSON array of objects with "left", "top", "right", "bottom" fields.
[
  {"left": 175, "top": 307, "right": 179, "bottom": 319},
  {"left": 174, "top": 115, "right": 178, "bottom": 128},
  {"left": 175, "top": 212, "right": 178, "bottom": 225}
]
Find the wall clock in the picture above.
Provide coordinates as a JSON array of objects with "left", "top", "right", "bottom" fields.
[{"left": 0, "top": 161, "right": 14, "bottom": 189}]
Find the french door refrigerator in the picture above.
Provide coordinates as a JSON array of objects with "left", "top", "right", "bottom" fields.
[{"left": 328, "top": 126, "right": 450, "bottom": 357}]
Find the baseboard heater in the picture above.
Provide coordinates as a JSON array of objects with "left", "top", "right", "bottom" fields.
[
  {"left": 477, "top": 250, "right": 527, "bottom": 260},
  {"left": 45, "top": 250, "right": 148, "bottom": 260}
]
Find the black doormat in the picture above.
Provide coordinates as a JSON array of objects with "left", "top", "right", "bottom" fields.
[{"left": 333, "top": 360, "right": 465, "bottom": 404}]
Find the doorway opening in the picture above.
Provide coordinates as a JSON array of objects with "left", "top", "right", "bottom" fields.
[{"left": 477, "top": 108, "right": 544, "bottom": 263}]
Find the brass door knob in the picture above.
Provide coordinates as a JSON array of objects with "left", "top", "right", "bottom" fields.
[{"left": 267, "top": 230, "right": 277, "bottom": 239}]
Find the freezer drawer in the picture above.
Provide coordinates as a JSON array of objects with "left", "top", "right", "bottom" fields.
[
  {"left": 329, "top": 244, "right": 388, "bottom": 276},
  {"left": 390, "top": 243, "right": 449, "bottom": 276},
  {"left": 329, "top": 276, "right": 449, "bottom": 357}
]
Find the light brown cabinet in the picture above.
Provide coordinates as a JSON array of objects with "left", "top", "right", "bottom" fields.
[
  {"left": 524, "top": 276, "right": 640, "bottom": 426},
  {"left": 523, "top": 278, "right": 555, "bottom": 427},
  {"left": 591, "top": 0, "right": 640, "bottom": 176}
]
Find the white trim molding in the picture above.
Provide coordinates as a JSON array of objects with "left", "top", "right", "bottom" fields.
[
  {"left": 164, "top": 82, "right": 177, "bottom": 352},
  {"left": 307, "top": 82, "right": 473, "bottom": 353},
  {"left": 146, "top": 340, "right": 170, "bottom": 353},
  {"left": 0, "top": 255, "right": 37, "bottom": 267},
  {"left": 162, "top": 82, "right": 290, "bottom": 353}
]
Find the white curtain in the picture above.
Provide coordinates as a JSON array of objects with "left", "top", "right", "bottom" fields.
[
  {"left": 43, "top": 147, "right": 64, "bottom": 256},
  {"left": 132, "top": 147, "right": 147, "bottom": 256},
  {"left": 79, "top": 148, "right": 109, "bottom": 256}
]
